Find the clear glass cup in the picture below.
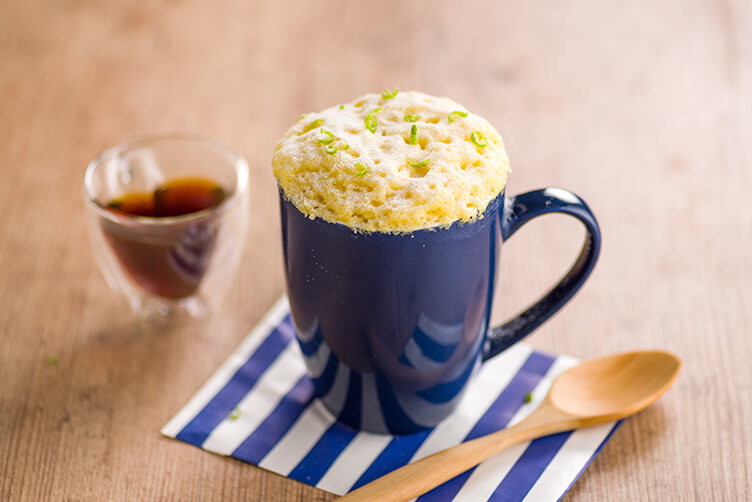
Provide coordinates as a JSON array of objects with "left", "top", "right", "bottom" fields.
[{"left": 83, "top": 134, "right": 249, "bottom": 320}]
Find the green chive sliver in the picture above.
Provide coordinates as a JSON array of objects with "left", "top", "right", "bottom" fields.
[
  {"left": 46, "top": 355, "right": 58, "bottom": 366},
  {"left": 325, "top": 144, "right": 338, "bottom": 154},
  {"left": 339, "top": 105, "right": 345, "bottom": 110},
  {"left": 354, "top": 163, "right": 368, "bottom": 176},
  {"left": 404, "top": 113, "right": 418, "bottom": 122},
  {"left": 364, "top": 116, "right": 376, "bottom": 133},
  {"left": 471, "top": 131, "right": 488, "bottom": 147},
  {"left": 305, "top": 118, "right": 323, "bottom": 132},
  {"left": 229, "top": 407, "right": 241, "bottom": 420},
  {"left": 408, "top": 158, "right": 430, "bottom": 168},
  {"left": 317, "top": 128, "right": 335, "bottom": 144},
  {"left": 410, "top": 124, "right": 418, "bottom": 145},
  {"left": 382, "top": 88, "right": 399, "bottom": 100},
  {"left": 364, "top": 107, "right": 383, "bottom": 133},
  {"left": 448, "top": 110, "right": 468, "bottom": 123},
  {"left": 524, "top": 392, "right": 532, "bottom": 403}
]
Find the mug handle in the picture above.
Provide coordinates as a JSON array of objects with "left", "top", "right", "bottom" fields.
[{"left": 482, "top": 188, "right": 601, "bottom": 361}]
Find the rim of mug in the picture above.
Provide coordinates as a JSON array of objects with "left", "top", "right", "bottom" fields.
[
  {"left": 83, "top": 133, "right": 249, "bottom": 227},
  {"left": 278, "top": 188, "right": 505, "bottom": 239}
]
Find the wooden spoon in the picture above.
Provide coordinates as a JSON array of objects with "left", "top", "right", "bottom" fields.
[{"left": 339, "top": 350, "right": 681, "bottom": 502}]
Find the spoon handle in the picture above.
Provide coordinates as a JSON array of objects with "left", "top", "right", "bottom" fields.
[{"left": 339, "top": 405, "right": 571, "bottom": 502}]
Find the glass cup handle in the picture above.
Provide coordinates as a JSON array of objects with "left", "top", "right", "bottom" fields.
[{"left": 482, "top": 188, "right": 602, "bottom": 361}]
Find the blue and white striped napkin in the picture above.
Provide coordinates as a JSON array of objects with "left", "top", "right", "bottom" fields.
[{"left": 162, "top": 297, "right": 620, "bottom": 501}]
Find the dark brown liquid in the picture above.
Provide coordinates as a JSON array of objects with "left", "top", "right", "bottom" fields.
[
  {"left": 107, "top": 177, "right": 226, "bottom": 217},
  {"left": 102, "top": 177, "right": 227, "bottom": 299}
]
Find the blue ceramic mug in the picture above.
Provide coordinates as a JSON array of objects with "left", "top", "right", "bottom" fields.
[{"left": 279, "top": 187, "right": 600, "bottom": 434}]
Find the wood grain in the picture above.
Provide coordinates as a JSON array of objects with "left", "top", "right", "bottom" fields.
[{"left": 1, "top": 0, "right": 750, "bottom": 500}]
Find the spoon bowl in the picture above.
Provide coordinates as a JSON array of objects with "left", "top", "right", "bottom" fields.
[
  {"left": 340, "top": 350, "right": 681, "bottom": 502},
  {"left": 549, "top": 350, "right": 681, "bottom": 418}
]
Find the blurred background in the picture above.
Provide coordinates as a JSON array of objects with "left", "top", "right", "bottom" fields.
[{"left": 1, "top": 1, "right": 750, "bottom": 500}]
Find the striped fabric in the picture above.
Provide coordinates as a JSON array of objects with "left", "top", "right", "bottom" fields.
[{"left": 162, "top": 297, "right": 620, "bottom": 501}]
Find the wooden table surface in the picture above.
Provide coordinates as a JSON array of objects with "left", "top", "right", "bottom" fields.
[{"left": 2, "top": 1, "right": 750, "bottom": 500}]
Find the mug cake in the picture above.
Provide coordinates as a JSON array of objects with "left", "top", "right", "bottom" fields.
[{"left": 272, "top": 90, "right": 510, "bottom": 233}]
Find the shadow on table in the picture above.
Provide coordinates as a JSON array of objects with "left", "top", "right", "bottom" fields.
[
  {"left": 562, "top": 404, "right": 672, "bottom": 500},
  {"left": 69, "top": 310, "right": 218, "bottom": 409},
  {"left": 12, "top": 305, "right": 228, "bottom": 443}
]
